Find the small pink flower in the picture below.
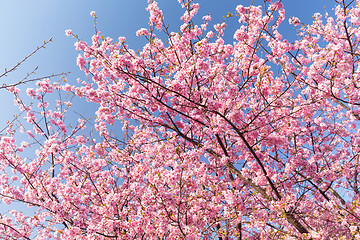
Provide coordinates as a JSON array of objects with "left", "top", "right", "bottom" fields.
[
  {"left": 65, "top": 29, "right": 72, "bottom": 36},
  {"left": 90, "top": 11, "right": 96, "bottom": 17},
  {"left": 289, "top": 16, "right": 300, "bottom": 26},
  {"left": 270, "top": 1, "right": 283, "bottom": 11},
  {"left": 234, "top": 29, "right": 249, "bottom": 41},
  {"left": 202, "top": 15, "right": 211, "bottom": 21},
  {"left": 236, "top": 5, "right": 246, "bottom": 14},
  {"left": 136, "top": 28, "right": 150, "bottom": 37},
  {"left": 77, "top": 55, "right": 86, "bottom": 70},
  {"left": 118, "top": 36, "right": 126, "bottom": 43}
]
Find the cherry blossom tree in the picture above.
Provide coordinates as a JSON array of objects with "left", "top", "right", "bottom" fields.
[{"left": 2, "top": 0, "right": 360, "bottom": 239}]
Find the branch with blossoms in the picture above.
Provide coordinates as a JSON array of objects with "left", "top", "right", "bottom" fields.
[
  {"left": 2, "top": 0, "right": 360, "bottom": 239},
  {"left": 61, "top": 0, "right": 360, "bottom": 238}
]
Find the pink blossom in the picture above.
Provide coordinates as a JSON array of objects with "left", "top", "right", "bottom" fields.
[
  {"left": 2, "top": 1, "right": 360, "bottom": 239},
  {"left": 76, "top": 54, "right": 86, "bottom": 70},
  {"left": 236, "top": 5, "right": 246, "bottom": 14},
  {"left": 136, "top": 28, "right": 150, "bottom": 37},
  {"left": 146, "top": 1, "right": 163, "bottom": 30},
  {"left": 289, "top": 16, "right": 300, "bottom": 26},
  {"left": 234, "top": 29, "right": 249, "bottom": 41},
  {"left": 202, "top": 15, "right": 211, "bottom": 22},
  {"left": 65, "top": 29, "right": 72, "bottom": 36},
  {"left": 269, "top": 1, "right": 283, "bottom": 11}
]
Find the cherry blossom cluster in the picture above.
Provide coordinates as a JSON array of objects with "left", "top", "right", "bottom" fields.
[{"left": 1, "top": 0, "right": 360, "bottom": 239}]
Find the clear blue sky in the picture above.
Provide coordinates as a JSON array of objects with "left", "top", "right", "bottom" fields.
[{"left": 0, "top": 0, "right": 333, "bottom": 129}]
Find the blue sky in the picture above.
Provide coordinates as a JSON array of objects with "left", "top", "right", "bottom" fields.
[{"left": 0, "top": 0, "right": 333, "bottom": 129}]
